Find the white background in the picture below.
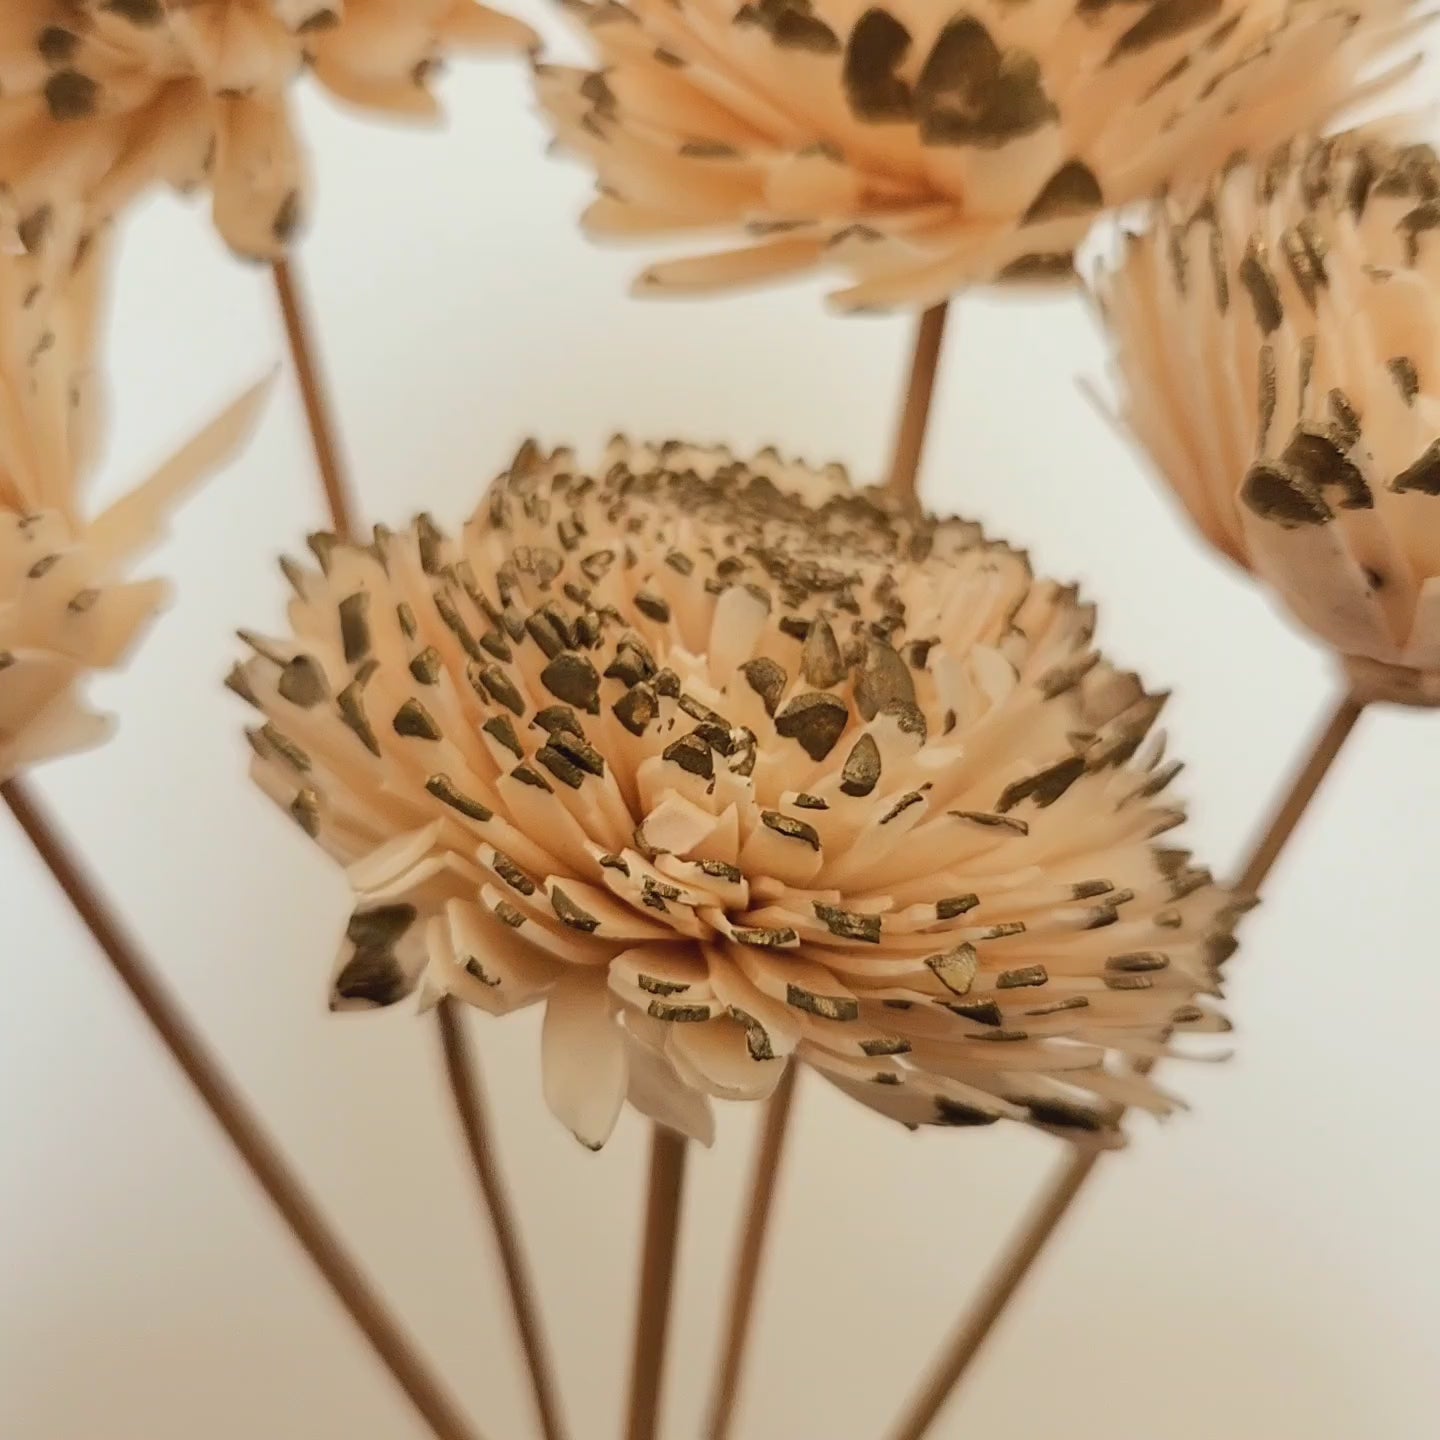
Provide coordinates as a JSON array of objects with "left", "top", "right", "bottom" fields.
[{"left": 3, "top": 8, "right": 1438, "bottom": 1438}]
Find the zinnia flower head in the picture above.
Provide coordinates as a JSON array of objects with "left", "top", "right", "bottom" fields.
[
  {"left": 1103, "top": 131, "right": 1440, "bottom": 705},
  {"left": 0, "top": 0, "right": 537, "bottom": 261},
  {"left": 233, "top": 440, "right": 1236, "bottom": 1148},
  {"left": 535, "top": 0, "right": 1421, "bottom": 311},
  {"left": 0, "top": 208, "right": 266, "bottom": 777}
]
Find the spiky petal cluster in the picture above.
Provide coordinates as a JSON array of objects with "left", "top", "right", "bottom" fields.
[
  {"left": 535, "top": 0, "right": 1420, "bottom": 311},
  {"left": 234, "top": 441, "right": 1235, "bottom": 1148},
  {"left": 0, "top": 0, "right": 536, "bottom": 260},
  {"left": 1104, "top": 132, "right": 1440, "bottom": 704},
  {"left": 0, "top": 210, "right": 265, "bottom": 777}
]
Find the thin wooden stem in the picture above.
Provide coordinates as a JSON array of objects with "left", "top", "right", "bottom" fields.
[
  {"left": 883, "top": 689, "right": 1366, "bottom": 1440},
  {"left": 1236, "top": 693, "right": 1365, "bottom": 895},
  {"left": 626, "top": 1126, "right": 689, "bottom": 1440},
  {"left": 702, "top": 1065, "right": 798, "bottom": 1440},
  {"left": 886, "top": 303, "right": 950, "bottom": 502},
  {"left": 436, "top": 1000, "right": 570, "bottom": 1440},
  {"left": 274, "top": 253, "right": 563, "bottom": 1434},
  {"left": 2, "top": 777, "right": 485, "bottom": 1440},
  {"left": 884, "top": 1149, "right": 1102, "bottom": 1440},
  {"left": 271, "top": 258, "right": 359, "bottom": 542}
]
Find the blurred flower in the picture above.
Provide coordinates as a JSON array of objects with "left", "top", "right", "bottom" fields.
[
  {"left": 234, "top": 440, "right": 1235, "bottom": 1148},
  {"left": 1104, "top": 131, "right": 1440, "bottom": 705},
  {"left": 0, "top": 209, "right": 267, "bottom": 776},
  {"left": 535, "top": 0, "right": 1420, "bottom": 311},
  {"left": 0, "top": 0, "right": 537, "bottom": 261}
]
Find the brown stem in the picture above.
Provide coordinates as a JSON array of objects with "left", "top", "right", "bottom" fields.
[
  {"left": 626, "top": 1126, "right": 689, "bottom": 1440},
  {"left": 271, "top": 258, "right": 360, "bottom": 542},
  {"left": 1236, "top": 694, "right": 1365, "bottom": 895},
  {"left": 884, "top": 1149, "right": 1103, "bottom": 1440},
  {"left": 702, "top": 1065, "right": 798, "bottom": 1440},
  {"left": 883, "top": 689, "right": 1366, "bottom": 1440},
  {"left": 2, "top": 777, "right": 485, "bottom": 1440},
  {"left": 886, "top": 303, "right": 950, "bottom": 502},
  {"left": 435, "top": 1000, "right": 570, "bottom": 1440},
  {"left": 274, "top": 252, "right": 563, "bottom": 1428}
]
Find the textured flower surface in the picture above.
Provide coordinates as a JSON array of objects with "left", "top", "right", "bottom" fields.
[
  {"left": 0, "top": 210, "right": 266, "bottom": 777},
  {"left": 236, "top": 441, "right": 1236, "bottom": 1148},
  {"left": 536, "top": 0, "right": 1420, "bottom": 311},
  {"left": 0, "top": 0, "right": 536, "bottom": 260},
  {"left": 1104, "top": 132, "right": 1440, "bottom": 704}
]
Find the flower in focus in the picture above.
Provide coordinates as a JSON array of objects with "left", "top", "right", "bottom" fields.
[
  {"left": 535, "top": 0, "right": 1420, "bottom": 311},
  {"left": 234, "top": 440, "right": 1235, "bottom": 1148},
  {"left": 0, "top": 0, "right": 537, "bottom": 261},
  {"left": 0, "top": 209, "right": 267, "bottom": 776},
  {"left": 1103, "top": 131, "right": 1440, "bottom": 705}
]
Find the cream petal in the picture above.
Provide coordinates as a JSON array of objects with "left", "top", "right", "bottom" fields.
[
  {"left": 443, "top": 897, "right": 559, "bottom": 1010},
  {"left": 86, "top": 379, "right": 272, "bottom": 563},
  {"left": 330, "top": 901, "right": 432, "bottom": 1011},
  {"left": 210, "top": 95, "right": 309, "bottom": 261},
  {"left": 1, "top": 688, "right": 114, "bottom": 777},
  {"left": 666, "top": 1018, "right": 785, "bottom": 1102},
  {"left": 623, "top": 1027, "right": 716, "bottom": 1146},
  {"left": 542, "top": 969, "right": 628, "bottom": 1150},
  {"left": 347, "top": 821, "right": 447, "bottom": 895}
]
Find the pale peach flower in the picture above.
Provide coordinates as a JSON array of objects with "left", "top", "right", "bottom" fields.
[
  {"left": 1104, "top": 132, "right": 1440, "bottom": 705},
  {"left": 535, "top": 0, "right": 1421, "bottom": 310},
  {"left": 1, "top": 208, "right": 266, "bottom": 776},
  {"left": 0, "top": 1, "right": 537, "bottom": 260},
  {"left": 234, "top": 440, "right": 1235, "bottom": 1148}
]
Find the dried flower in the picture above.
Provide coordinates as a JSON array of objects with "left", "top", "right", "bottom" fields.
[
  {"left": 535, "top": 0, "right": 1420, "bottom": 311},
  {"left": 235, "top": 440, "right": 1234, "bottom": 1148},
  {"left": 0, "top": 1, "right": 537, "bottom": 261},
  {"left": 0, "top": 210, "right": 266, "bottom": 777},
  {"left": 1103, "top": 131, "right": 1440, "bottom": 705}
]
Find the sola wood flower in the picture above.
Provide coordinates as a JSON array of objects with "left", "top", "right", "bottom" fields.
[
  {"left": 1104, "top": 132, "right": 1440, "bottom": 705},
  {"left": 0, "top": 209, "right": 267, "bottom": 776},
  {"left": 0, "top": 1, "right": 537, "bottom": 261},
  {"left": 535, "top": 0, "right": 1421, "bottom": 311},
  {"left": 233, "top": 441, "right": 1236, "bottom": 1148}
]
